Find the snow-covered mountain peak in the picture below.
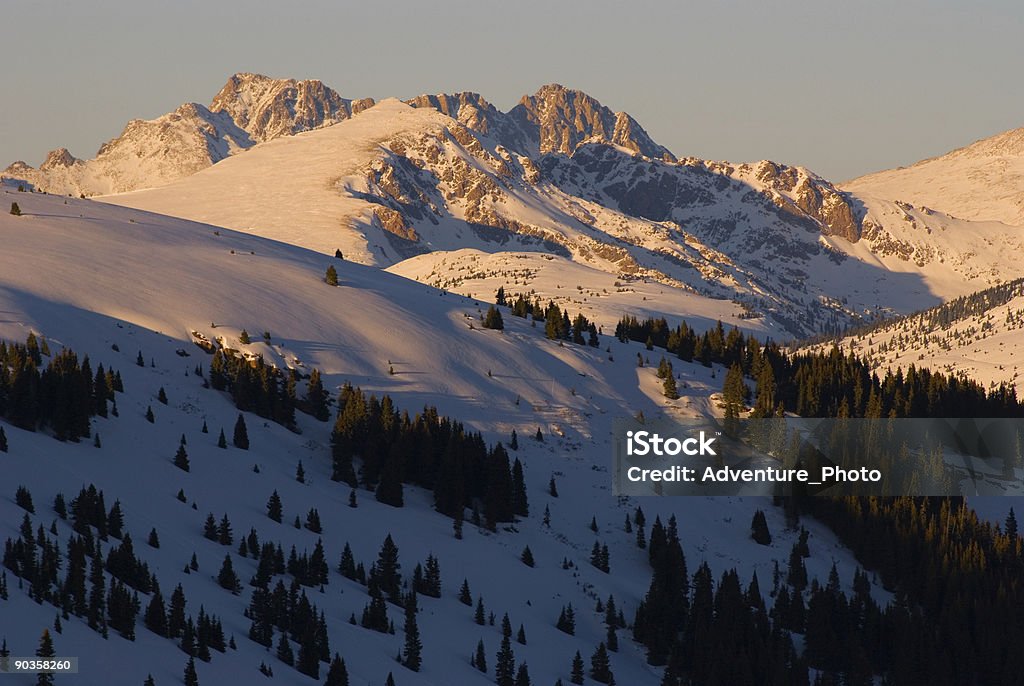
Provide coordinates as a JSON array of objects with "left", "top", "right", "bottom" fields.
[{"left": 1, "top": 73, "right": 368, "bottom": 197}]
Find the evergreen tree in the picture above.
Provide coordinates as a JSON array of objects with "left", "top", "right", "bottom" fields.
[
  {"left": 459, "top": 579, "right": 473, "bottom": 606},
  {"left": 232, "top": 414, "right": 249, "bottom": 449},
  {"left": 267, "top": 491, "right": 283, "bottom": 523},
  {"left": 35, "top": 629, "right": 55, "bottom": 686},
  {"left": 217, "top": 555, "right": 241, "bottom": 593},
  {"left": 475, "top": 597, "right": 486, "bottom": 625},
  {"left": 751, "top": 509, "right": 772, "bottom": 545},
  {"left": 158, "top": 387, "right": 168, "bottom": 404},
  {"left": 304, "top": 370, "right": 330, "bottom": 421},
  {"left": 184, "top": 657, "right": 199, "bottom": 686},
  {"left": 483, "top": 306, "right": 505, "bottom": 330},
  {"left": 168, "top": 584, "right": 187, "bottom": 639},
  {"left": 570, "top": 651, "right": 585, "bottom": 685},
  {"left": 295, "top": 460, "right": 306, "bottom": 483},
  {"left": 276, "top": 632, "right": 294, "bottom": 666},
  {"left": 144, "top": 586, "right": 168, "bottom": 637},
  {"left": 217, "top": 429, "right": 227, "bottom": 449},
  {"left": 174, "top": 444, "right": 190, "bottom": 472},
  {"left": 325, "top": 654, "right": 349, "bottom": 686},
  {"left": 217, "top": 514, "right": 233, "bottom": 545},
  {"left": 520, "top": 546, "right": 535, "bottom": 567},
  {"left": 590, "top": 642, "right": 612, "bottom": 683},
  {"left": 325, "top": 265, "right": 339, "bottom": 286},
  {"left": 0, "top": 427, "right": 7, "bottom": 452},
  {"left": 514, "top": 662, "right": 531, "bottom": 686},
  {"left": 474, "top": 638, "right": 488, "bottom": 672},
  {"left": 145, "top": 406, "right": 155, "bottom": 423},
  {"left": 556, "top": 604, "right": 575, "bottom": 635},
  {"left": 403, "top": 594, "right": 422, "bottom": 671},
  {"left": 239, "top": 330, "right": 251, "bottom": 344},
  {"left": 10, "top": 202, "right": 21, "bottom": 216},
  {"left": 495, "top": 635, "right": 516, "bottom": 686}
]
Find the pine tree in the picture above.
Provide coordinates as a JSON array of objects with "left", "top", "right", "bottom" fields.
[
  {"left": 36, "top": 629, "right": 55, "bottom": 686},
  {"left": 483, "top": 306, "right": 505, "bottom": 330},
  {"left": 570, "top": 651, "right": 585, "bottom": 685},
  {"left": 239, "top": 329, "right": 251, "bottom": 344},
  {"left": 325, "top": 265, "right": 339, "bottom": 286},
  {"left": 520, "top": 546, "right": 535, "bottom": 567},
  {"left": 184, "top": 656, "right": 199, "bottom": 686},
  {"left": 510, "top": 430, "right": 518, "bottom": 450},
  {"left": 556, "top": 604, "right": 575, "bottom": 635},
  {"left": 144, "top": 585, "right": 168, "bottom": 637},
  {"left": 168, "top": 584, "right": 187, "bottom": 639},
  {"left": 217, "top": 555, "right": 241, "bottom": 593},
  {"left": 495, "top": 635, "right": 516, "bottom": 686},
  {"left": 750, "top": 509, "right": 772, "bottom": 545},
  {"left": 158, "top": 387, "right": 168, "bottom": 404},
  {"left": 267, "top": 491, "right": 283, "bottom": 523},
  {"left": 276, "top": 632, "right": 294, "bottom": 666},
  {"left": 663, "top": 373, "right": 679, "bottom": 400},
  {"left": 232, "top": 414, "right": 249, "bottom": 449},
  {"left": 475, "top": 597, "right": 486, "bottom": 625},
  {"left": 1006, "top": 507, "right": 1018, "bottom": 540},
  {"left": 0, "top": 427, "right": 7, "bottom": 452},
  {"left": 548, "top": 476, "right": 558, "bottom": 497},
  {"left": 325, "top": 654, "right": 349, "bottom": 686},
  {"left": 514, "top": 662, "right": 531, "bottom": 686},
  {"left": 296, "top": 460, "right": 306, "bottom": 483},
  {"left": 217, "top": 429, "right": 227, "bottom": 449},
  {"left": 145, "top": 405, "right": 155, "bottom": 423},
  {"left": 403, "top": 594, "right": 422, "bottom": 671},
  {"left": 174, "top": 444, "right": 190, "bottom": 472},
  {"left": 516, "top": 624, "right": 526, "bottom": 645},
  {"left": 10, "top": 202, "right": 21, "bottom": 216},
  {"left": 589, "top": 642, "right": 612, "bottom": 683},
  {"left": 474, "top": 639, "right": 488, "bottom": 672},
  {"left": 459, "top": 579, "right": 472, "bottom": 605}
]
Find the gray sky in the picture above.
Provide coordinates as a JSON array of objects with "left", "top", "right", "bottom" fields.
[{"left": 2, "top": 0, "right": 1021, "bottom": 181}]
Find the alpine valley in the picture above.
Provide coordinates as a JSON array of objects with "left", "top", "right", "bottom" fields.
[{"left": 2, "top": 73, "right": 1024, "bottom": 686}]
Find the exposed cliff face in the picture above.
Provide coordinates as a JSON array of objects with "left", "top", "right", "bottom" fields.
[
  {"left": 210, "top": 72, "right": 359, "bottom": 142},
  {"left": 407, "top": 84, "right": 675, "bottom": 163},
  {"left": 510, "top": 84, "right": 675, "bottom": 161}
]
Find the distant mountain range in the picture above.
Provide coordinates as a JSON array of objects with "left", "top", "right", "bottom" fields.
[{"left": 5, "top": 73, "right": 1024, "bottom": 339}]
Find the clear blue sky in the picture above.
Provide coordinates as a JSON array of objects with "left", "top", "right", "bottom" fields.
[{"left": 2, "top": 0, "right": 1022, "bottom": 181}]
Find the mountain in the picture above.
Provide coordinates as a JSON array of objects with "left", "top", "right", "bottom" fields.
[
  {"left": 2, "top": 73, "right": 371, "bottom": 196},
  {"left": 8, "top": 75, "right": 1024, "bottom": 342},
  {"left": 843, "top": 126, "right": 1024, "bottom": 227},
  {"left": 99, "top": 85, "right": 1024, "bottom": 339},
  {"left": 0, "top": 186, "right": 882, "bottom": 686}
]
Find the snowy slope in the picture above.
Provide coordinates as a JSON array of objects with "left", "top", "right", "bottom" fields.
[
  {"left": 800, "top": 278, "right": 1024, "bottom": 396},
  {"left": 844, "top": 126, "right": 1024, "bottom": 227},
  {"left": 386, "top": 248, "right": 770, "bottom": 334},
  {"left": 0, "top": 189, "right": 880, "bottom": 685}
]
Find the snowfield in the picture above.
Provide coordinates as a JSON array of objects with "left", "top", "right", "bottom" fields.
[{"left": 0, "top": 190, "right": 885, "bottom": 685}]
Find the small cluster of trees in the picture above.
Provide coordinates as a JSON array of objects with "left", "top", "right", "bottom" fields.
[{"left": 0, "top": 334, "right": 123, "bottom": 441}]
